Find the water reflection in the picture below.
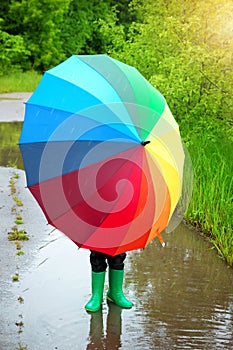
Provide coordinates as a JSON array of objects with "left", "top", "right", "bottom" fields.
[
  {"left": 0, "top": 122, "right": 23, "bottom": 168},
  {"left": 124, "top": 224, "right": 233, "bottom": 349},
  {"left": 87, "top": 303, "right": 122, "bottom": 350}
]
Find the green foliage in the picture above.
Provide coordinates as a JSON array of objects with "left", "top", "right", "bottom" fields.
[
  {"left": 60, "top": 0, "right": 134, "bottom": 56},
  {"left": 60, "top": 0, "right": 107, "bottom": 55},
  {"left": 0, "top": 0, "right": 137, "bottom": 70},
  {"left": 0, "top": 26, "right": 29, "bottom": 75},
  {"left": 97, "top": 8, "right": 126, "bottom": 55},
  {"left": 4, "top": 0, "right": 70, "bottom": 70},
  {"left": 118, "top": 0, "right": 233, "bottom": 129}
]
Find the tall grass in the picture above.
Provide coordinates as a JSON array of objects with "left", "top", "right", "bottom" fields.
[
  {"left": 186, "top": 130, "right": 233, "bottom": 265},
  {"left": 0, "top": 71, "right": 42, "bottom": 93}
]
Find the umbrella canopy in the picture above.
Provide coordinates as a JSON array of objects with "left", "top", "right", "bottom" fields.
[{"left": 19, "top": 54, "right": 184, "bottom": 256}]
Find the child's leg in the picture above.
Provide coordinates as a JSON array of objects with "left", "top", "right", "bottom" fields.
[
  {"left": 107, "top": 253, "right": 133, "bottom": 309},
  {"left": 85, "top": 251, "right": 107, "bottom": 312},
  {"left": 107, "top": 253, "right": 126, "bottom": 271},
  {"left": 90, "top": 250, "right": 108, "bottom": 272}
]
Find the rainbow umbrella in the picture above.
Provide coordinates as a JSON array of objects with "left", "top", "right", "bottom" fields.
[{"left": 19, "top": 55, "right": 184, "bottom": 256}]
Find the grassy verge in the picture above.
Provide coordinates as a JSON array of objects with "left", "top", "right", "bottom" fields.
[
  {"left": 0, "top": 70, "right": 42, "bottom": 93},
  {"left": 184, "top": 122, "right": 233, "bottom": 265}
]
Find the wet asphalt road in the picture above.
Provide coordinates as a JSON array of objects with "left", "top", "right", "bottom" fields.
[{"left": 0, "top": 93, "right": 31, "bottom": 122}]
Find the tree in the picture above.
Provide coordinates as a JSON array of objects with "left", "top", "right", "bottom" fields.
[
  {"left": 3, "top": 0, "right": 71, "bottom": 71},
  {"left": 114, "top": 0, "right": 233, "bottom": 132},
  {"left": 0, "top": 20, "right": 29, "bottom": 75},
  {"left": 0, "top": 0, "right": 139, "bottom": 71},
  {"left": 59, "top": 0, "right": 136, "bottom": 56},
  {"left": 60, "top": 0, "right": 111, "bottom": 56}
]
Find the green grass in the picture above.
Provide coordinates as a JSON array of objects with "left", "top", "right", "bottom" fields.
[
  {"left": 0, "top": 70, "right": 42, "bottom": 93},
  {"left": 185, "top": 129, "right": 233, "bottom": 265}
]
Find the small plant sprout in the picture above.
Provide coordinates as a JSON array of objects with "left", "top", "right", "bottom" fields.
[
  {"left": 15, "top": 241, "right": 22, "bottom": 250},
  {"left": 8, "top": 227, "right": 29, "bottom": 241},
  {"left": 13, "top": 196, "right": 23, "bottom": 206},
  {"left": 11, "top": 206, "right": 17, "bottom": 213},
  {"left": 18, "top": 296, "right": 24, "bottom": 304},
  {"left": 13, "top": 172, "right": 20, "bottom": 179},
  {"left": 12, "top": 273, "right": 19, "bottom": 282},
  {"left": 16, "top": 214, "right": 23, "bottom": 220},
  {"left": 15, "top": 314, "right": 24, "bottom": 334},
  {"left": 15, "top": 219, "right": 24, "bottom": 225},
  {"left": 16, "top": 250, "right": 24, "bottom": 256},
  {"left": 9, "top": 177, "right": 16, "bottom": 194},
  {"left": 17, "top": 343, "right": 27, "bottom": 350}
]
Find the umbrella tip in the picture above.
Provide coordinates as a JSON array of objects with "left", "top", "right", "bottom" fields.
[{"left": 141, "top": 140, "right": 151, "bottom": 146}]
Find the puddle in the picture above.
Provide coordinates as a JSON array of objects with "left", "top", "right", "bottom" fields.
[
  {"left": 0, "top": 122, "right": 23, "bottom": 168},
  {"left": 2, "top": 225, "right": 232, "bottom": 350},
  {"left": 0, "top": 121, "right": 233, "bottom": 349}
]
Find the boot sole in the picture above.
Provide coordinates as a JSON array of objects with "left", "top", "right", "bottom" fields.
[
  {"left": 107, "top": 295, "right": 133, "bottom": 309},
  {"left": 85, "top": 304, "right": 102, "bottom": 313}
]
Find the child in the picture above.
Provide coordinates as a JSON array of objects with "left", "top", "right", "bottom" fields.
[{"left": 85, "top": 251, "right": 133, "bottom": 312}]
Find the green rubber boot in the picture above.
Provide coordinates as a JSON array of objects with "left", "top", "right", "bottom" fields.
[
  {"left": 107, "top": 269, "right": 133, "bottom": 309},
  {"left": 85, "top": 271, "right": 106, "bottom": 312}
]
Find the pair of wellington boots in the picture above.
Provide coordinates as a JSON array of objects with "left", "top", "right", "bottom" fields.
[{"left": 85, "top": 269, "right": 133, "bottom": 312}]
